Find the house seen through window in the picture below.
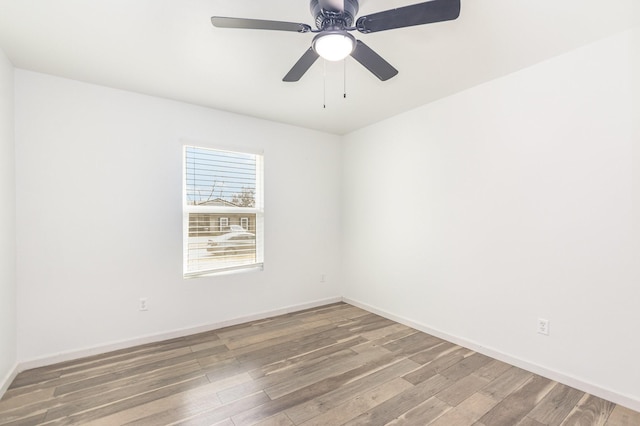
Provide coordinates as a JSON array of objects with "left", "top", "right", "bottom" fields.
[{"left": 183, "top": 145, "right": 263, "bottom": 277}]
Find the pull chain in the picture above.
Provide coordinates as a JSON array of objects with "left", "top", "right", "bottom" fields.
[
  {"left": 343, "top": 59, "right": 347, "bottom": 99},
  {"left": 323, "top": 59, "right": 326, "bottom": 109}
]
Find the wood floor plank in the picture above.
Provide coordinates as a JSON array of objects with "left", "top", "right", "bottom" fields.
[
  {"left": 224, "top": 319, "right": 334, "bottom": 350},
  {"left": 0, "top": 411, "right": 47, "bottom": 426},
  {"left": 386, "top": 395, "right": 452, "bottom": 426},
  {"left": 252, "top": 412, "right": 295, "bottom": 426},
  {"left": 248, "top": 334, "right": 368, "bottom": 381},
  {"left": 299, "top": 377, "right": 413, "bottom": 426},
  {"left": 516, "top": 417, "right": 547, "bottom": 426},
  {"left": 339, "top": 313, "right": 397, "bottom": 334},
  {"left": 0, "top": 388, "right": 54, "bottom": 413},
  {"left": 6, "top": 371, "right": 61, "bottom": 390},
  {"left": 605, "top": 404, "right": 640, "bottom": 425},
  {"left": 52, "top": 348, "right": 205, "bottom": 396},
  {"left": 439, "top": 352, "right": 493, "bottom": 381},
  {"left": 427, "top": 392, "right": 499, "bottom": 426},
  {"left": 1, "top": 360, "right": 203, "bottom": 423},
  {"left": 201, "top": 357, "right": 243, "bottom": 382},
  {"left": 365, "top": 327, "right": 419, "bottom": 349},
  {"left": 479, "top": 365, "right": 534, "bottom": 401},
  {"left": 472, "top": 359, "right": 513, "bottom": 381},
  {"left": 342, "top": 374, "right": 453, "bottom": 425},
  {"left": 527, "top": 382, "right": 585, "bottom": 426},
  {"left": 284, "top": 358, "right": 421, "bottom": 424},
  {"left": 408, "top": 341, "right": 458, "bottom": 365},
  {"left": 83, "top": 373, "right": 253, "bottom": 426},
  {"left": 263, "top": 345, "right": 397, "bottom": 401},
  {"left": 403, "top": 346, "right": 472, "bottom": 385},
  {"left": 299, "top": 304, "right": 370, "bottom": 324},
  {"left": 216, "top": 318, "right": 300, "bottom": 341},
  {"left": 262, "top": 351, "right": 363, "bottom": 400},
  {"left": 383, "top": 331, "right": 443, "bottom": 356},
  {"left": 55, "top": 340, "right": 198, "bottom": 378},
  {"left": 454, "top": 392, "right": 500, "bottom": 420},
  {"left": 47, "top": 376, "right": 211, "bottom": 424},
  {"left": 360, "top": 323, "right": 413, "bottom": 342},
  {"left": 233, "top": 352, "right": 422, "bottom": 425},
  {"left": 199, "top": 322, "right": 337, "bottom": 368},
  {"left": 231, "top": 323, "right": 357, "bottom": 365},
  {"left": 478, "top": 375, "right": 556, "bottom": 425},
  {"left": 209, "top": 419, "right": 235, "bottom": 426},
  {"left": 427, "top": 406, "right": 475, "bottom": 426},
  {"left": 154, "top": 391, "right": 271, "bottom": 426},
  {"left": 82, "top": 381, "right": 223, "bottom": 426},
  {"left": 435, "top": 374, "right": 491, "bottom": 407},
  {"left": 560, "top": 394, "right": 615, "bottom": 426},
  {"left": 15, "top": 336, "right": 199, "bottom": 387},
  {"left": 1, "top": 302, "right": 638, "bottom": 426}
]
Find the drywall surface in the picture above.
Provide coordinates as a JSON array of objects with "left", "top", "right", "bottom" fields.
[
  {"left": 342, "top": 28, "right": 640, "bottom": 407},
  {"left": 14, "top": 71, "right": 342, "bottom": 362},
  {"left": 0, "top": 48, "right": 17, "bottom": 393}
]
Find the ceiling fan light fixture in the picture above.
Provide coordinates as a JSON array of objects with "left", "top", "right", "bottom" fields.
[
  {"left": 212, "top": 0, "right": 462, "bottom": 82},
  {"left": 313, "top": 32, "right": 355, "bottom": 61}
]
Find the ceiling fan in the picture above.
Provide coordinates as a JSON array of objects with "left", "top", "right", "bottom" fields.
[{"left": 211, "top": 0, "right": 461, "bottom": 82}]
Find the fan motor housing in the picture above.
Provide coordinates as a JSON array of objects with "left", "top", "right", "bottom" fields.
[{"left": 310, "top": 0, "right": 359, "bottom": 29}]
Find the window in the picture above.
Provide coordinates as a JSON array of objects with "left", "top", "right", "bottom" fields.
[{"left": 183, "top": 145, "right": 263, "bottom": 277}]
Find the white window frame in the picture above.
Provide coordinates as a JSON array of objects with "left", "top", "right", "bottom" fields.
[
  {"left": 183, "top": 145, "right": 264, "bottom": 277},
  {"left": 240, "top": 217, "right": 249, "bottom": 231}
]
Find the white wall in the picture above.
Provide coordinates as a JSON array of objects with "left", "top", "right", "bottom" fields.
[
  {"left": 343, "top": 27, "right": 640, "bottom": 409},
  {"left": 14, "top": 71, "right": 342, "bottom": 363},
  {"left": 0, "top": 48, "right": 17, "bottom": 394}
]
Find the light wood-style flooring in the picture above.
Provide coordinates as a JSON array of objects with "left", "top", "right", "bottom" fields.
[{"left": 1, "top": 303, "right": 639, "bottom": 425}]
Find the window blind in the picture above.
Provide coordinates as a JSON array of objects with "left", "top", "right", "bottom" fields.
[{"left": 183, "top": 145, "right": 264, "bottom": 277}]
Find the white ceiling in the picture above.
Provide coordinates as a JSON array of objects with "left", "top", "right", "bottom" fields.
[{"left": 0, "top": 0, "right": 638, "bottom": 135}]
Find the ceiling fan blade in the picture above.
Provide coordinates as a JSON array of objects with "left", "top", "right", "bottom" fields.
[
  {"left": 283, "top": 47, "right": 320, "bottom": 82},
  {"left": 211, "top": 17, "right": 311, "bottom": 33},
  {"left": 356, "top": 0, "right": 460, "bottom": 33},
  {"left": 350, "top": 40, "right": 398, "bottom": 81}
]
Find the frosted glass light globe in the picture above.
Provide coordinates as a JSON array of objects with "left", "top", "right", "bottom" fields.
[{"left": 313, "top": 32, "right": 355, "bottom": 61}]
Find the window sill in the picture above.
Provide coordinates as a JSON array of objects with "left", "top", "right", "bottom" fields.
[{"left": 183, "top": 263, "right": 264, "bottom": 279}]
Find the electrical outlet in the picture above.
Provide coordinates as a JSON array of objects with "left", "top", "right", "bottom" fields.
[
  {"left": 320, "top": 274, "right": 326, "bottom": 283},
  {"left": 139, "top": 298, "right": 148, "bottom": 311},
  {"left": 537, "top": 318, "right": 549, "bottom": 335}
]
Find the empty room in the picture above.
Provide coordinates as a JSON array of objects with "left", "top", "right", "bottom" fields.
[{"left": 1, "top": 0, "right": 639, "bottom": 424}]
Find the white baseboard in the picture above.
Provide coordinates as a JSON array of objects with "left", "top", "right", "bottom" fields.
[
  {"left": 343, "top": 297, "right": 640, "bottom": 413},
  {"left": 0, "top": 363, "right": 19, "bottom": 400},
  {"left": 18, "top": 296, "right": 342, "bottom": 372}
]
